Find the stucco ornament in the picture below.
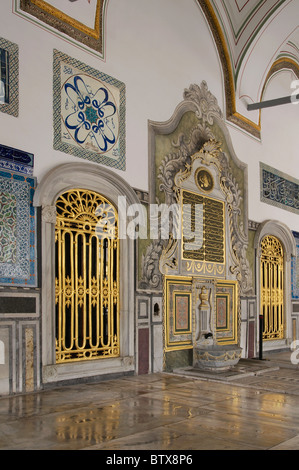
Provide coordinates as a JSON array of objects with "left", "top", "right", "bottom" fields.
[{"left": 141, "top": 81, "right": 253, "bottom": 295}]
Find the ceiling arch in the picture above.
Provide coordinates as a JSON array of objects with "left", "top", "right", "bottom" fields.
[{"left": 197, "top": 0, "right": 299, "bottom": 138}]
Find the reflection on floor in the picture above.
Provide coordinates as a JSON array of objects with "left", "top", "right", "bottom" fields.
[{"left": 1, "top": 352, "right": 299, "bottom": 450}]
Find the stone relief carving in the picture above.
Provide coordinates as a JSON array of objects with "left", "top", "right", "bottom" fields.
[
  {"left": 183, "top": 81, "right": 223, "bottom": 124},
  {"left": 194, "top": 140, "right": 253, "bottom": 295},
  {"left": 42, "top": 205, "right": 57, "bottom": 224},
  {"left": 140, "top": 239, "right": 164, "bottom": 290},
  {"left": 140, "top": 81, "right": 253, "bottom": 295}
]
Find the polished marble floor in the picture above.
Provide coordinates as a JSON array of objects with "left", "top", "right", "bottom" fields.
[{"left": 1, "top": 354, "right": 299, "bottom": 451}]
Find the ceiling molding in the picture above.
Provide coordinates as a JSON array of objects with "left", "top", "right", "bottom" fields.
[
  {"left": 197, "top": 0, "right": 261, "bottom": 138},
  {"left": 197, "top": 0, "right": 299, "bottom": 139},
  {"left": 17, "top": 0, "right": 107, "bottom": 57}
]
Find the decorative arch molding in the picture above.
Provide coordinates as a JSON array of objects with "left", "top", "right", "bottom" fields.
[
  {"left": 34, "top": 162, "right": 139, "bottom": 385},
  {"left": 252, "top": 58, "right": 299, "bottom": 132},
  {"left": 145, "top": 81, "right": 253, "bottom": 295},
  {"left": 149, "top": 81, "right": 249, "bottom": 216},
  {"left": 254, "top": 219, "right": 296, "bottom": 262},
  {"left": 148, "top": 83, "right": 224, "bottom": 205},
  {"left": 196, "top": 0, "right": 261, "bottom": 138},
  {"left": 263, "top": 58, "right": 299, "bottom": 89},
  {"left": 260, "top": 57, "right": 299, "bottom": 103},
  {"left": 254, "top": 219, "right": 296, "bottom": 349},
  {"left": 196, "top": 0, "right": 299, "bottom": 139},
  {"left": 34, "top": 162, "right": 139, "bottom": 209},
  {"left": 18, "top": 0, "right": 107, "bottom": 57}
]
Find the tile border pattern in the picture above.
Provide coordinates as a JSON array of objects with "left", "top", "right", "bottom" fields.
[
  {"left": 260, "top": 162, "right": 299, "bottom": 214},
  {"left": 53, "top": 49, "right": 126, "bottom": 171},
  {"left": 0, "top": 37, "right": 19, "bottom": 118}
]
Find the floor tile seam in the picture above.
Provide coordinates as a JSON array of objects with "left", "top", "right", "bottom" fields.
[
  {"left": 169, "top": 370, "right": 276, "bottom": 384},
  {"left": 158, "top": 374, "right": 299, "bottom": 398},
  {"left": 232, "top": 382, "right": 299, "bottom": 396},
  {"left": 90, "top": 417, "right": 218, "bottom": 450},
  {"left": 0, "top": 392, "right": 163, "bottom": 420},
  {"left": 201, "top": 402, "right": 299, "bottom": 425},
  {"left": 267, "top": 433, "right": 299, "bottom": 450},
  {"left": 182, "top": 416, "right": 299, "bottom": 437},
  {"left": 94, "top": 417, "right": 268, "bottom": 451},
  {"left": 168, "top": 372, "right": 276, "bottom": 397},
  {"left": 0, "top": 400, "right": 134, "bottom": 423},
  {"left": 1, "top": 413, "right": 214, "bottom": 451},
  {"left": 216, "top": 409, "right": 299, "bottom": 430},
  {"left": 140, "top": 389, "right": 238, "bottom": 403},
  {"left": 6, "top": 400, "right": 214, "bottom": 426},
  {"left": 176, "top": 430, "right": 267, "bottom": 450},
  {"left": 0, "top": 395, "right": 228, "bottom": 423},
  {"left": 0, "top": 375, "right": 167, "bottom": 402},
  {"left": 81, "top": 414, "right": 221, "bottom": 451},
  {"left": 167, "top": 372, "right": 249, "bottom": 392}
]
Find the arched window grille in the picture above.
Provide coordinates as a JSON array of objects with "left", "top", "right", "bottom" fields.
[
  {"left": 260, "top": 235, "right": 284, "bottom": 340},
  {"left": 55, "top": 189, "right": 119, "bottom": 363}
]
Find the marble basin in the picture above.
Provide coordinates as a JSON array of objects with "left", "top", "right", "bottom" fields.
[{"left": 193, "top": 344, "right": 242, "bottom": 372}]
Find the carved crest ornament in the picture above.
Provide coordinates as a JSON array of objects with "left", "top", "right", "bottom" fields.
[{"left": 140, "top": 81, "right": 253, "bottom": 296}]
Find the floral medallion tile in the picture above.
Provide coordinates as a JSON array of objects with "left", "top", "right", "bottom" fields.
[{"left": 53, "top": 50, "right": 126, "bottom": 170}]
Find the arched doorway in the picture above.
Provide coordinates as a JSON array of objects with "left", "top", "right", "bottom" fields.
[
  {"left": 55, "top": 189, "right": 119, "bottom": 364},
  {"left": 33, "top": 162, "right": 139, "bottom": 386}
]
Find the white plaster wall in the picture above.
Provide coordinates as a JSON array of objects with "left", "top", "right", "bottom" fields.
[
  {"left": 237, "top": 0, "right": 299, "bottom": 122},
  {"left": 228, "top": 69, "right": 299, "bottom": 232},
  {"left": 0, "top": 0, "right": 223, "bottom": 192},
  {"left": 0, "top": 0, "right": 298, "bottom": 232}
]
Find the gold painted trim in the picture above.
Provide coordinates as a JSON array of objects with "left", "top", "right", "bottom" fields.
[
  {"left": 172, "top": 290, "right": 192, "bottom": 335},
  {"left": 181, "top": 189, "right": 226, "bottom": 266},
  {"left": 164, "top": 276, "right": 193, "bottom": 352},
  {"left": 215, "top": 279, "right": 239, "bottom": 346},
  {"left": 196, "top": 0, "right": 261, "bottom": 138},
  {"left": 262, "top": 58, "right": 299, "bottom": 100},
  {"left": 260, "top": 235, "right": 284, "bottom": 341},
  {"left": 31, "top": 0, "right": 101, "bottom": 39},
  {"left": 215, "top": 292, "right": 230, "bottom": 333},
  {"left": 194, "top": 167, "right": 214, "bottom": 194},
  {"left": 20, "top": 0, "right": 104, "bottom": 54},
  {"left": 55, "top": 188, "right": 120, "bottom": 363},
  {"left": 184, "top": 260, "right": 225, "bottom": 277}
]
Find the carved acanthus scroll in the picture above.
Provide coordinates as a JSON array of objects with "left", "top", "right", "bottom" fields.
[{"left": 140, "top": 81, "right": 253, "bottom": 295}]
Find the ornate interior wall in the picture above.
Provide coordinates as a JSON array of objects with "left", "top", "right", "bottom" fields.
[
  {"left": 0, "top": 1, "right": 299, "bottom": 396},
  {"left": 136, "top": 81, "right": 255, "bottom": 373},
  {"left": 0, "top": 80, "right": 298, "bottom": 394},
  {"left": 33, "top": 163, "right": 139, "bottom": 387}
]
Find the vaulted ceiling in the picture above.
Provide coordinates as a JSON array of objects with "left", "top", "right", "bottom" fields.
[
  {"left": 16, "top": 0, "right": 298, "bottom": 139},
  {"left": 197, "top": 0, "right": 299, "bottom": 138}
]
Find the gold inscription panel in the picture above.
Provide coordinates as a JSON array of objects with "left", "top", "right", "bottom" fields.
[{"left": 182, "top": 190, "right": 225, "bottom": 265}]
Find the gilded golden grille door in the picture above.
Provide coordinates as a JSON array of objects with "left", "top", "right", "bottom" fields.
[
  {"left": 55, "top": 189, "right": 119, "bottom": 363},
  {"left": 260, "top": 235, "right": 284, "bottom": 340}
]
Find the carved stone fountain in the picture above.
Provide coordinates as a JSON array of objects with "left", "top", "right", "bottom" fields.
[{"left": 193, "top": 285, "right": 242, "bottom": 372}]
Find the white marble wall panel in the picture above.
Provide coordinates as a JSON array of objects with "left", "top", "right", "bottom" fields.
[
  {"left": 0, "top": 291, "right": 40, "bottom": 395},
  {"left": 152, "top": 324, "right": 163, "bottom": 373}
]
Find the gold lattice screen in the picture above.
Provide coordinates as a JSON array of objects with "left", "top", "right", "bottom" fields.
[
  {"left": 181, "top": 190, "right": 225, "bottom": 264},
  {"left": 55, "top": 189, "right": 119, "bottom": 363}
]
